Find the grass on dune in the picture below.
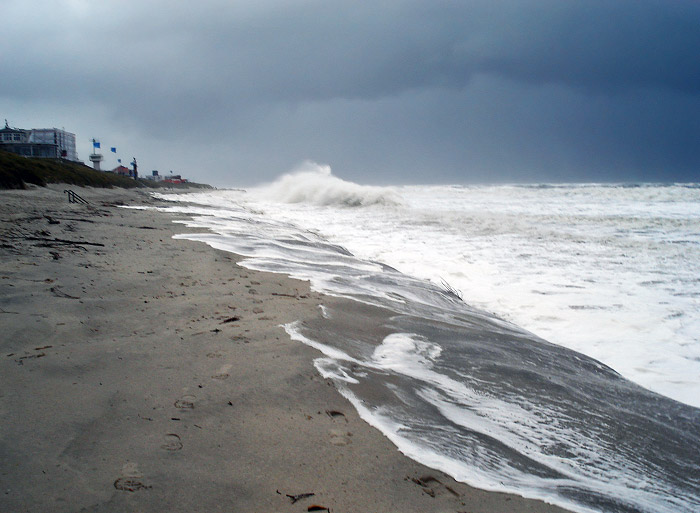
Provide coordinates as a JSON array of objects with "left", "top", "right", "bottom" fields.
[{"left": 0, "top": 150, "right": 211, "bottom": 190}]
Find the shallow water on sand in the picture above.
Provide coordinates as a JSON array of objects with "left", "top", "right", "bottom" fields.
[{"left": 154, "top": 176, "right": 700, "bottom": 513}]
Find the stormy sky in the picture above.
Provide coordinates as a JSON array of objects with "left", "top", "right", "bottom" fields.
[{"left": 2, "top": 0, "right": 698, "bottom": 186}]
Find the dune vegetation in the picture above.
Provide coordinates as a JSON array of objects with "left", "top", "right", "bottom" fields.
[{"left": 0, "top": 150, "right": 210, "bottom": 190}]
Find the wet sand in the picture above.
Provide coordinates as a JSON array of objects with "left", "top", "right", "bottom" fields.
[{"left": 0, "top": 185, "right": 572, "bottom": 512}]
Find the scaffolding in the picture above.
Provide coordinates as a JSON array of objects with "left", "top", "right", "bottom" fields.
[{"left": 28, "top": 128, "right": 79, "bottom": 161}]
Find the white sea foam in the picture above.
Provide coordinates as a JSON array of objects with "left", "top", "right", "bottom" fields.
[
  {"left": 371, "top": 333, "right": 442, "bottom": 372},
  {"left": 285, "top": 327, "right": 667, "bottom": 513},
  {"left": 153, "top": 171, "right": 700, "bottom": 513},
  {"left": 228, "top": 172, "right": 700, "bottom": 408},
  {"left": 155, "top": 174, "right": 700, "bottom": 408}
]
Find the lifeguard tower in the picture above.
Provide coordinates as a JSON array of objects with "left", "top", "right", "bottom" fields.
[{"left": 89, "top": 138, "right": 103, "bottom": 170}]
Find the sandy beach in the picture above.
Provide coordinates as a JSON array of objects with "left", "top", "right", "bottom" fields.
[{"left": 0, "top": 185, "right": 571, "bottom": 513}]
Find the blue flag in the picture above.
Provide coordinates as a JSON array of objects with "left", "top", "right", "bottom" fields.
[
  {"left": 111, "top": 147, "right": 116, "bottom": 153},
  {"left": 93, "top": 141, "right": 100, "bottom": 149},
  {"left": 118, "top": 159, "right": 121, "bottom": 163}
]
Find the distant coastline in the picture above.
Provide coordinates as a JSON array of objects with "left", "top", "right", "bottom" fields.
[{"left": 0, "top": 149, "right": 212, "bottom": 190}]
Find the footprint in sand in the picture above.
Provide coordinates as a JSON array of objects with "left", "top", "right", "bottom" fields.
[
  {"left": 409, "top": 475, "right": 461, "bottom": 498},
  {"left": 114, "top": 477, "right": 150, "bottom": 492},
  {"left": 161, "top": 433, "right": 183, "bottom": 451},
  {"left": 114, "top": 462, "right": 151, "bottom": 492},
  {"left": 212, "top": 364, "right": 232, "bottom": 380},
  {"left": 329, "top": 429, "right": 353, "bottom": 446},
  {"left": 174, "top": 394, "right": 196, "bottom": 409}
]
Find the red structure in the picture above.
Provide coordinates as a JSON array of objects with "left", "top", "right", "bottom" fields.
[{"left": 112, "top": 165, "right": 132, "bottom": 177}]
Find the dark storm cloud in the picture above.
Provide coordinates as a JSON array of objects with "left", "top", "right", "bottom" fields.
[{"left": 1, "top": 0, "right": 699, "bottom": 185}]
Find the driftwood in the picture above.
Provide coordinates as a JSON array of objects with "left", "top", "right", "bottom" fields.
[
  {"left": 410, "top": 475, "right": 461, "bottom": 498},
  {"left": 2, "top": 225, "right": 103, "bottom": 247},
  {"left": 287, "top": 492, "right": 315, "bottom": 504},
  {"left": 22, "top": 236, "right": 104, "bottom": 247},
  {"left": 271, "top": 292, "right": 309, "bottom": 299},
  {"left": 325, "top": 410, "right": 346, "bottom": 421},
  {"left": 276, "top": 490, "right": 316, "bottom": 504},
  {"left": 50, "top": 287, "right": 80, "bottom": 299}
]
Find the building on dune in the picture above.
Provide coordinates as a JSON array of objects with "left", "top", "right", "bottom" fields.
[
  {"left": 163, "top": 174, "right": 187, "bottom": 184},
  {"left": 144, "top": 170, "right": 188, "bottom": 184},
  {"left": 3, "top": 120, "right": 195, "bottom": 184},
  {"left": 148, "top": 170, "right": 163, "bottom": 181},
  {"left": 111, "top": 165, "right": 132, "bottom": 177},
  {"left": 0, "top": 120, "right": 79, "bottom": 162}
]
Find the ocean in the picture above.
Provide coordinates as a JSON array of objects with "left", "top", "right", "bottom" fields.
[{"left": 153, "top": 163, "right": 700, "bottom": 513}]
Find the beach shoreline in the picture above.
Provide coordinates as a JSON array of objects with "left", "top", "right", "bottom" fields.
[{"left": 0, "top": 184, "right": 572, "bottom": 512}]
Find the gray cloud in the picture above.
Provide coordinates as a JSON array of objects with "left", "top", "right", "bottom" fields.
[{"left": 2, "top": 0, "right": 699, "bottom": 186}]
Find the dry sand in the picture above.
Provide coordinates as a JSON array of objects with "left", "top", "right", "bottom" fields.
[{"left": 0, "top": 185, "right": 572, "bottom": 512}]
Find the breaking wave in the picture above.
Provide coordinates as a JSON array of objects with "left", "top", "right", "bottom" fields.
[{"left": 251, "top": 161, "right": 400, "bottom": 207}]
